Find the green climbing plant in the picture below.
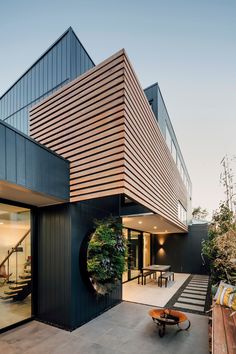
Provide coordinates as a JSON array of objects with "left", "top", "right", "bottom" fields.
[{"left": 87, "top": 217, "right": 127, "bottom": 295}]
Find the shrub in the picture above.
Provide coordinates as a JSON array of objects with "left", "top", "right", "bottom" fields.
[{"left": 202, "top": 202, "right": 236, "bottom": 286}]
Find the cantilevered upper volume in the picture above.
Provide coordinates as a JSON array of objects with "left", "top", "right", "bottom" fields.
[{"left": 30, "top": 49, "right": 188, "bottom": 231}]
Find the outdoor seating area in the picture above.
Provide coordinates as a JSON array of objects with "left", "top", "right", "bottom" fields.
[
  {"left": 123, "top": 272, "right": 190, "bottom": 307},
  {"left": 138, "top": 264, "right": 174, "bottom": 288}
]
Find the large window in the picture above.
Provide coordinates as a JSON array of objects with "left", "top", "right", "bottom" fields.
[
  {"left": 165, "top": 123, "right": 191, "bottom": 196},
  {"left": 0, "top": 203, "right": 31, "bottom": 330}
]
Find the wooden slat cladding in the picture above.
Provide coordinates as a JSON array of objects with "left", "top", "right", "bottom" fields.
[
  {"left": 30, "top": 50, "right": 126, "bottom": 202},
  {"left": 30, "top": 49, "right": 188, "bottom": 231},
  {"left": 123, "top": 54, "right": 187, "bottom": 229}
]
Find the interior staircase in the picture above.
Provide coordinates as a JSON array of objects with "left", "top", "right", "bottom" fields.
[
  {"left": 1, "top": 270, "right": 31, "bottom": 301},
  {"left": 0, "top": 229, "right": 31, "bottom": 301}
]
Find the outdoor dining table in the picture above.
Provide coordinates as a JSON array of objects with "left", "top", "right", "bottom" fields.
[{"left": 141, "top": 265, "right": 171, "bottom": 286}]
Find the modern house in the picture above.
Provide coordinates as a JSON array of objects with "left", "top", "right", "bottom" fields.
[{"left": 0, "top": 27, "right": 206, "bottom": 333}]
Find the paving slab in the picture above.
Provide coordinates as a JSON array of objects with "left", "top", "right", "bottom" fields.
[{"left": 0, "top": 302, "right": 209, "bottom": 354}]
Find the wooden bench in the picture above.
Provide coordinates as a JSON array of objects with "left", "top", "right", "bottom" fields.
[
  {"left": 158, "top": 272, "right": 174, "bottom": 287},
  {"left": 138, "top": 271, "right": 156, "bottom": 285},
  {"left": 212, "top": 303, "right": 236, "bottom": 354}
]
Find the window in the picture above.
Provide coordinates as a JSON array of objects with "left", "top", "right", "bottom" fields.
[
  {"left": 171, "top": 141, "right": 177, "bottom": 163},
  {"left": 178, "top": 201, "right": 187, "bottom": 225},
  {"left": 0, "top": 202, "right": 31, "bottom": 330},
  {"left": 165, "top": 125, "right": 172, "bottom": 152}
]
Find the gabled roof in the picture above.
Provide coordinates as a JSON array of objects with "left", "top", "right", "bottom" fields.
[{"left": 0, "top": 27, "right": 95, "bottom": 100}]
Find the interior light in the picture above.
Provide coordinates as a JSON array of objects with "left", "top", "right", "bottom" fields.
[
  {"left": 0, "top": 222, "right": 3, "bottom": 225},
  {"left": 154, "top": 226, "right": 157, "bottom": 229},
  {"left": 165, "top": 230, "right": 168, "bottom": 233},
  {"left": 138, "top": 221, "right": 143, "bottom": 224}
]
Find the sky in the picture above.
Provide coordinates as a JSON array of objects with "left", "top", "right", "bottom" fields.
[{"left": 0, "top": 0, "right": 235, "bottom": 216}]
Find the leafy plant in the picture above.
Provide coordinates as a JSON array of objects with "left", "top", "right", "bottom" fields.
[
  {"left": 87, "top": 217, "right": 127, "bottom": 295},
  {"left": 202, "top": 202, "right": 236, "bottom": 286},
  {"left": 192, "top": 206, "right": 208, "bottom": 220}
]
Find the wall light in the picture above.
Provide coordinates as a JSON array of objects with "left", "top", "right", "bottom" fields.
[
  {"left": 158, "top": 247, "right": 165, "bottom": 256},
  {"left": 0, "top": 222, "right": 3, "bottom": 225},
  {"left": 138, "top": 221, "right": 143, "bottom": 224},
  {"left": 153, "top": 226, "right": 157, "bottom": 229}
]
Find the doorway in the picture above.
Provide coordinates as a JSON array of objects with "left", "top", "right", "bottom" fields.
[
  {"left": 123, "top": 228, "right": 151, "bottom": 282},
  {"left": 0, "top": 202, "right": 32, "bottom": 330}
]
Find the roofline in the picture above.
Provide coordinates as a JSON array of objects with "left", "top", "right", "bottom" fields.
[
  {"left": 69, "top": 27, "right": 95, "bottom": 67},
  {"left": 0, "top": 27, "right": 95, "bottom": 100},
  {"left": 0, "top": 119, "right": 69, "bottom": 163},
  {"left": 143, "top": 82, "right": 158, "bottom": 91}
]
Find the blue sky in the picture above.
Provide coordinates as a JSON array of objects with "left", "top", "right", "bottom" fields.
[{"left": 0, "top": 0, "right": 235, "bottom": 215}]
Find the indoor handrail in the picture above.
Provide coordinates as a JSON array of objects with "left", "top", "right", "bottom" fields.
[{"left": 0, "top": 229, "right": 30, "bottom": 268}]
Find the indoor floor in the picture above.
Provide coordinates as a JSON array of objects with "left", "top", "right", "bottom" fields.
[
  {"left": 123, "top": 273, "right": 190, "bottom": 307},
  {"left": 0, "top": 302, "right": 209, "bottom": 354},
  {"left": 0, "top": 288, "right": 31, "bottom": 329}
]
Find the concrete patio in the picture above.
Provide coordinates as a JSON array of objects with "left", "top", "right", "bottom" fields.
[
  {"left": 123, "top": 272, "right": 190, "bottom": 307},
  {"left": 0, "top": 302, "right": 209, "bottom": 354}
]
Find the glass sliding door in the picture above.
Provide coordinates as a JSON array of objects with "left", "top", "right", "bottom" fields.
[
  {"left": 129, "top": 230, "right": 142, "bottom": 279},
  {"left": 0, "top": 202, "right": 31, "bottom": 330}
]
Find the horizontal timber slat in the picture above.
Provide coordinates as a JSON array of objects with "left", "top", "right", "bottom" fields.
[{"left": 30, "top": 49, "right": 189, "bottom": 232}]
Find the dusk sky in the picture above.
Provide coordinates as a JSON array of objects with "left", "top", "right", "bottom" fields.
[{"left": 0, "top": 0, "right": 235, "bottom": 216}]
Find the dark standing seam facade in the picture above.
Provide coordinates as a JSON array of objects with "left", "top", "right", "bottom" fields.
[
  {"left": 36, "top": 197, "right": 121, "bottom": 330},
  {"left": 0, "top": 27, "right": 94, "bottom": 134},
  {"left": 0, "top": 120, "right": 69, "bottom": 201},
  {"left": 151, "top": 224, "right": 209, "bottom": 274}
]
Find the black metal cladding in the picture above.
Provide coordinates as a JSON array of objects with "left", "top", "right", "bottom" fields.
[
  {"left": 0, "top": 27, "right": 94, "bottom": 134},
  {"left": 0, "top": 120, "right": 69, "bottom": 201},
  {"left": 151, "top": 223, "right": 209, "bottom": 275},
  {"left": 36, "top": 197, "right": 121, "bottom": 330},
  {"left": 36, "top": 204, "right": 72, "bottom": 329}
]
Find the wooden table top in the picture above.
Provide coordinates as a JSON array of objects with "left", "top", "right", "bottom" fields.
[{"left": 142, "top": 265, "right": 171, "bottom": 271}]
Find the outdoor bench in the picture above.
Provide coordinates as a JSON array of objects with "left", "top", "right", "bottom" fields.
[
  {"left": 138, "top": 270, "right": 156, "bottom": 285},
  {"left": 212, "top": 303, "right": 236, "bottom": 354},
  {"left": 158, "top": 271, "right": 174, "bottom": 287}
]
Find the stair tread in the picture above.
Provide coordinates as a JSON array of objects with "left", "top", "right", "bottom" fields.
[
  {"left": 10, "top": 279, "right": 31, "bottom": 284},
  {"left": 4, "top": 289, "right": 23, "bottom": 294},
  {"left": 0, "top": 294, "right": 18, "bottom": 299},
  {"left": 9, "top": 284, "right": 28, "bottom": 290},
  {"left": 19, "top": 275, "right": 31, "bottom": 279}
]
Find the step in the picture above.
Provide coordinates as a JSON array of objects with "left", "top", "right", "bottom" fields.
[
  {"left": 0, "top": 293, "right": 18, "bottom": 300},
  {"left": 19, "top": 275, "right": 31, "bottom": 280},
  {"left": 4, "top": 289, "right": 23, "bottom": 295},
  {"left": 10, "top": 279, "right": 31, "bottom": 285},
  {"left": 9, "top": 284, "right": 28, "bottom": 290}
]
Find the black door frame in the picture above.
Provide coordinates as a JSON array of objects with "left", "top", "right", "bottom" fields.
[{"left": 124, "top": 227, "right": 151, "bottom": 282}]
